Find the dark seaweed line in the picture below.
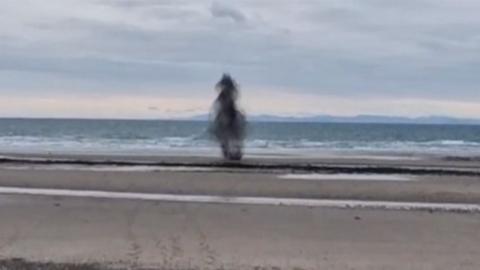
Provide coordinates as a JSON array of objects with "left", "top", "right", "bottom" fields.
[{"left": 0, "top": 157, "right": 480, "bottom": 177}]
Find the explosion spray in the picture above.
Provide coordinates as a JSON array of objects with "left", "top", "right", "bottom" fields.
[{"left": 210, "top": 74, "right": 246, "bottom": 160}]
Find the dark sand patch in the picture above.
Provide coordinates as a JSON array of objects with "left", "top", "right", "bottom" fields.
[
  {"left": 0, "top": 258, "right": 105, "bottom": 270},
  {"left": 1, "top": 156, "right": 480, "bottom": 176}
]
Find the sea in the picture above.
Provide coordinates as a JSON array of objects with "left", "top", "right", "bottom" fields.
[{"left": 0, "top": 118, "right": 479, "bottom": 157}]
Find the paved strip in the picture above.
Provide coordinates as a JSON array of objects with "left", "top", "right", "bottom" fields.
[{"left": 0, "top": 186, "right": 479, "bottom": 213}]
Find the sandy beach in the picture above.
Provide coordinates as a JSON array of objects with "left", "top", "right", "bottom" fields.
[
  {"left": 0, "top": 152, "right": 479, "bottom": 269},
  {"left": 4, "top": 0, "right": 480, "bottom": 268}
]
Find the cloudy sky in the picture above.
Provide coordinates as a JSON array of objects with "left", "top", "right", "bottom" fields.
[{"left": 1, "top": 0, "right": 480, "bottom": 118}]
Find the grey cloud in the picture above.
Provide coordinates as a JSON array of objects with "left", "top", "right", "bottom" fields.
[
  {"left": 98, "top": 0, "right": 177, "bottom": 8},
  {"left": 210, "top": 2, "right": 246, "bottom": 23},
  {"left": 1, "top": 0, "right": 480, "bottom": 103}
]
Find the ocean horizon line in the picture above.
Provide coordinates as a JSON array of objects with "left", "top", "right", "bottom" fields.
[{"left": 0, "top": 114, "right": 479, "bottom": 125}]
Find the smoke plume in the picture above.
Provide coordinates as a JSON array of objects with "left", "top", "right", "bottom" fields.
[{"left": 210, "top": 74, "right": 246, "bottom": 160}]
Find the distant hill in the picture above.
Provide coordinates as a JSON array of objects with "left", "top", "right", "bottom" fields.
[{"left": 187, "top": 114, "right": 480, "bottom": 125}]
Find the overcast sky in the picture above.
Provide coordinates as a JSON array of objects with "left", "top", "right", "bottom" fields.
[{"left": 1, "top": 0, "right": 480, "bottom": 118}]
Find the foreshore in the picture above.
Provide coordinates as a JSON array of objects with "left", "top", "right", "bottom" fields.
[{"left": 0, "top": 152, "right": 479, "bottom": 269}]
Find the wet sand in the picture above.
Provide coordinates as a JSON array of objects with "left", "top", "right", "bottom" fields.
[
  {"left": 0, "top": 153, "right": 479, "bottom": 269},
  {"left": 0, "top": 194, "right": 479, "bottom": 270},
  {"left": 0, "top": 165, "right": 480, "bottom": 204}
]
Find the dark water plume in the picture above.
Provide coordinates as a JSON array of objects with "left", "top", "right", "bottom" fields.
[{"left": 210, "top": 74, "right": 246, "bottom": 160}]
